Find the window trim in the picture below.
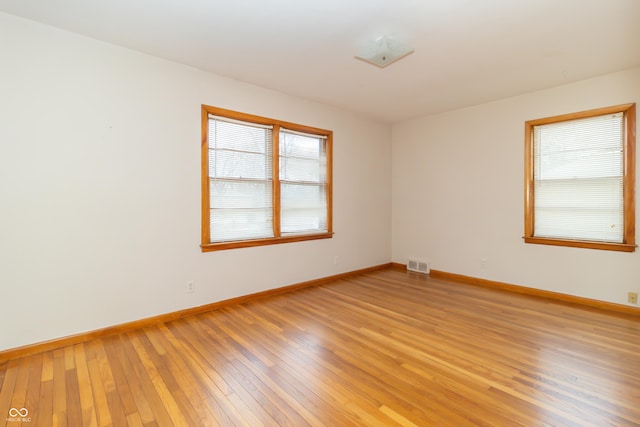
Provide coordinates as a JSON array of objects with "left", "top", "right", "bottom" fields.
[
  {"left": 201, "top": 105, "right": 333, "bottom": 251},
  {"left": 524, "top": 103, "right": 636, "bottom": 252}
]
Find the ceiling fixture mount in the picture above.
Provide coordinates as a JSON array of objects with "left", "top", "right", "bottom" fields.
[{"left": 355, "top": 35, "right": 414, "bottom": 68}]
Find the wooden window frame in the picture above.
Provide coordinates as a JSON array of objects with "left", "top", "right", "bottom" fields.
[
  {"left": 201, "top": 105, "right": 333, "bottom": 251},
  {"left": 524, "top": 103, "right": 636, "bottom": 252}
]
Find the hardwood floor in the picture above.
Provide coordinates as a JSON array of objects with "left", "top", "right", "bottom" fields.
[{"left": 1, "top": 268, "right": 639, "bottom": 426}]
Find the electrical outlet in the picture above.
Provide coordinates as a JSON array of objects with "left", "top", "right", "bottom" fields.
[
  {"left": 481, "top": 258, "right": 488, "bottom": 269},
  {"left": 628, "top": 292, "right": 638, "bottom": 304},
  {"left": 187, "top": 281, "right": 195, "bottom": 294},
  {"left": 334, "top": 256, "right": 339, "bottom": 265}
]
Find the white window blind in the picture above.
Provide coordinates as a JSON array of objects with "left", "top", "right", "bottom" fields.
[
  {"left": 208, "top": 116, "right": 274, "bottom": 242},
  {"left": 533, "top": 112, "right": 624, "bottom": 243},
  {"left": 279, "top": 129, "right": 328, "bottom": 235}
]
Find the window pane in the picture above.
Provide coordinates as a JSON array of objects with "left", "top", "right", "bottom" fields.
[
  {"left": 280, "top": 131, "right": 324, "bottom": 159},
  {"left": 208, "top": 116, "right": 273, "bottom": 243},
  {"left": 210, "top": 180, "right": 272, "bottom": 209},
  {"left": 280, "top": 156, "right": 326, "bottom": 182},
  {"left": 210, "top": 208, "right": 273, "bottom": 242},
  {"left": 535, "top": 114, "right": 623, "bottom": 180},
  {"left": 279, "top": 130, "right": 328, "bottom": 235},
  {"left": 210, "top": 179, "right": 273, "bottom": 242},
  {"left": 536, "top": 113, "right": 622, "bottom": 154},
  {"left": 537, "top": 148, "right": 622, "bottom": 180},
  {"left": 534, "top": 178, "right": 623, "bottom": 242},
  {"left": 210, "top": 149, "right": 271, "bottom": 180},
  {"left": 281, "top": 183, "right": 327, "bottom": 234},
  {"left": 280, "top": 131, "right": 327, "bottom": 183},
  {"left": 209, "top": 119, "right": 271, "bottom": 153}
]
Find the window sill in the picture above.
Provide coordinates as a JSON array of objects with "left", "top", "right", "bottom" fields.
[
  {"left": 523, "top": 236, "right": 636, "bottom": 252},
  {"left": 202, "top": 232, "right": 333, "bottom": 252}
]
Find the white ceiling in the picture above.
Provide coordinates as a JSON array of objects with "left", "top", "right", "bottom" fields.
[{"left": 1, "top": 0, "right": 639, "bottom": 123}]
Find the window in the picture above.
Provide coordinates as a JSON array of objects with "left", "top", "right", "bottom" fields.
[
  {"left": 524, "top": 103, "right": 636, "bottom": 252},
  {"left": 201, "top": 105, "right": 332, "bottom": 251}
]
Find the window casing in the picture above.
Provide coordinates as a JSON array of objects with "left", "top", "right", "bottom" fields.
[
  {"left": 524, "top": 103, "right": 636, "bottom": 252},
  {"left": 201, "top": 105, "right": 333, "bottom": 251}
]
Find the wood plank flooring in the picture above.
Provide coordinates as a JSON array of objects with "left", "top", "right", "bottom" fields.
[{"left": 1, "top": 268, "right": 639, "bottom": 426}]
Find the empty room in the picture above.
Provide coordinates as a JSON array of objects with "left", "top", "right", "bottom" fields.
[{"left": 1, "top": 0, "right": 639, "bottom": 426}]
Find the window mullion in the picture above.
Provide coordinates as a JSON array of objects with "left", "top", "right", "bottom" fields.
[
  {"left": 325, "top": 133, "right": 333, "bottom": 235},
  {"left": 273, "top": 125, "right": 281, "bottom": 238}
]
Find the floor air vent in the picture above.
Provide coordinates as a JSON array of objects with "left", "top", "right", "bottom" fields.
[{"left": 407, "top": 259, "right": 430, "bottom": 274}]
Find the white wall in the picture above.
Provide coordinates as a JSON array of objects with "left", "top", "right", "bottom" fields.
[
  {"left": 0, "top": 13, "right": 392, "bottom": 351},
  {"left": 392, "top": 67, "right": 640, "bottom": 306}
]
